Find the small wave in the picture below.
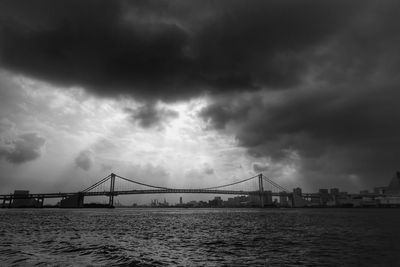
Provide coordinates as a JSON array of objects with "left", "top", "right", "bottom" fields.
[
  {"left": 202, "top": 240, "right": 227, "bottom": 246},
  {"left": 12, "top": 258, "right": 28, "bottom": 264}
]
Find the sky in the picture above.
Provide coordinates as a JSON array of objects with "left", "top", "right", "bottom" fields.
[{"left": 1, "top": 0, "right": 400, "bottom": 199}]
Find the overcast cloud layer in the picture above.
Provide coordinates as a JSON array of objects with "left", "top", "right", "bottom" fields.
[
  {"left": 1, "top": 0, "right": 400, "bottom": 192},
  {"left": 0, "top": 0, "right": 366, "bottom": 99}
]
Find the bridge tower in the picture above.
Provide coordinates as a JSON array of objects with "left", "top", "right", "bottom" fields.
[
  {"left": 109, "top": 173, "right": 116, "bottom": 208},
  {"left": 259, "top": 173, "right": 264, "bottom": 207}
]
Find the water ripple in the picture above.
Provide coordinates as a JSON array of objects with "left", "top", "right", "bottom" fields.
[{"left": 1, "top": 208, "right": 400, "bottom": 266}]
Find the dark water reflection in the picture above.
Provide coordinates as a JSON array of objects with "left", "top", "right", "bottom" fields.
[{"left": 1, "top": 208, "right": 400, "bottom": 266}]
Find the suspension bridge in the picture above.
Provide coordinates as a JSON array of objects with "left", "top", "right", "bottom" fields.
[{"left": 0, "top": 173, "right": 295, "bottom": 208}]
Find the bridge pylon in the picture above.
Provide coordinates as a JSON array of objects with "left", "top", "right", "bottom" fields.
[
  {"left": 259, "top": 173, "right": 264, "bottom": 208},
  {"left": 109, "top": 173, "right": 116, "bottom": 208}
]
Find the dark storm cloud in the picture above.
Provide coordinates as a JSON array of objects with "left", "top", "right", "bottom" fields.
[
  {"left": 0, "top": 0, "right": 363, "bottom": 101},
  {"left": 124, "top": 104, "right": 178, "bottom": 128},
  {"left": 201, "top": 83, "right": 400, "bottom": 188},
  {"left": 75, "top": 150, "right": 93, "bottom": 171},
  {"left": 203, "top": 165, "right": 214, "bottom": 175},
  {"left": 196, "top": 1, "right": 400, "bottom": 189},
  {"left": 253, "top": 163, "right": 269, "bottom": 173},
  {"left": 0, "top": 133, "right": 46, "bottom": 164}
]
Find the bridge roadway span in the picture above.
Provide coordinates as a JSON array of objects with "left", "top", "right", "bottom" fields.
[
  {"left": 0, "top": 189, "right": 292, "bottom": 200},
  {"left": 1, "top": 191, "right": 387, "bottom": 202},
  {"left": 0, "top": 190, "right": 386, "bottom": 200}
]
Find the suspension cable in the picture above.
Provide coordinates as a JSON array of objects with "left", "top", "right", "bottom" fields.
[
  {"left": 263, "top": 178, "right": 288, "bottom": 192},
  {"left": 115, "top": 173, "right": 259, "bottom": 191},
  {"left": 82, "top": 173, "right": 289, "bottom": 193},
  {"left": 199, "top": 174, "right": 259, "bottom": 190},
  {"left": 81, "top": 174, "right": 111, "bottom": 192},
  {"left": 115, "top": 175, "right": 172, "bottom": 190},
  {"left": 262, "top": 174, "right": 289, "bottom": 192}
]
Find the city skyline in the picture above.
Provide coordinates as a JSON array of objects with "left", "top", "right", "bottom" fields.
[
  {"left": 1, "top": 0, "right": 400, "bottom": 195},
  {"left": 2, "top": 171, "right": 399, "bottom": 208}
]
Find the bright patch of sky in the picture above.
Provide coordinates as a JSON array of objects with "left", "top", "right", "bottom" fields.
[{"left": 1, "top": 72, "right": 300, "bottom": 202}]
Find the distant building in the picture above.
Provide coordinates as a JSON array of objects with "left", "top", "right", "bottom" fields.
[
  {"left": 330, "top": 188, "right": 339, "bottom": 196},
  {"left": 293, "top": 187, "right": 302, "bottom": 196},
  {"left": 336, "top": 192, "right": 350, "bottom": 206},
  {"left": 151, "top": 198, "right": 169, "bottom": 207},
  {"left": 386, "top": 171, "right": 400, "bottom": 195},
  {"left": 360, "top": 190, "right": 369, "bottom": 195},
  {"left": 60, "top": 194, "right": 84, "bottom": 208},
  {"left": 186, "top": 200, "right": 198, "bottom": 207},
  {"left": 319, "top": 189, "right": 330, "bottom": 205},
  {"left": 151, "top": 199, "right": 159, "bottom": 207},
  {"left": 279, "top": 195, "right": 289, "bottom": 207},
  {"left": 248, "top": 191, "right": 273, "bottom": 206},
  {"left": 225, "top": 196, "right": 249, "bottom": 207},
  {"left": 378, "top": 196, "right": 400, "bottom": 206},
  {"left": 162, "top": 198, "right": 169, "bottom": 206},
  {"left": 330, "top": 188, "right": 340, "bottom": 204},
  {"left": 310, "top": 195, "right": 321, "bottom": 205},
  {"left": 264, "top": 191, "right": 273, "bottom": 205},
  {"left": 291, "top": 194, "right": 309, "bottom": 207},
  {"left": 209, "top": 196, "right": 223, "bottom": 207},
  {"left": 12, "top": 190, "right": 38, "bottom": 208},
  {"left": 179, "top": 197, "right": 183, "bottom": 205},
  {"left": 374, "top": 187, "right": 386, "bottom": 194}
]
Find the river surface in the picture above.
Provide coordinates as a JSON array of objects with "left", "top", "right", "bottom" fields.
[{"left": 0, "top": 208, "right": 400, "bottom": 266}]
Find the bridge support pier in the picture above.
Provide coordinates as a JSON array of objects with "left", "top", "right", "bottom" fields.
[
  {"left": 8, "top": 196, "right": 13, "bottom": 208},
  {"left": 1, "top": 198, "right": 5, "bottom": 208},
  {"left": 288, "top": 194, "right": 294, "bottom": 207},
  {"left": 77, "top": 193, "right": 84, "bottom": 208},
  {"left": 37, "top": 197, "right": 44, "bottom": 208},
  {"left": 259, "top": 174, "right": 264, "bottom": 208},
  {"left": 109, "top": 173, "right": 116, "bottom": 208}
]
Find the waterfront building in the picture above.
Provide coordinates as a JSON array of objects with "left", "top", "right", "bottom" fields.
[
  {"left": 319, "top": 189, "right": 330, "bottom": 205},
  {"left": 293, "top": 187, "right": 302, "bottom": 196},
  {"left": 374, "top": 187, "right": 386, "bottom": 194},
  {"left": 248, "top": 191, "right": 273, "bottom": 206},
  {"left": 151, "top": 199, "right": 159, "bottom": 206},
  {"left": 292, "top": 194, "right": 309, "bottom": 207},
  {"left": 378, "top": 196, "right": 400, "bottom": 206},
  {"left": 330, "top": 188, "right": 339, "bottom": 196},
  {"left": 209, "top": 196, "right": 223, "bottom": 207},
  {"left": 329, "top": 188, "right": 340, "bottom": 205},
  {"left": 386, "top": 171, "right": 400, "bottom": 195},
  {"left": 279, "top": 195, "right": 289, "bottom": 207},
  {"left": 12, "top": 190, "right": 38, "bottom": 208},
  {"left": 60, "top": 194, "right": 84, "bottom": 208},
  {"left": 224, "top": 195, "right": 249, "bottom": 207}
]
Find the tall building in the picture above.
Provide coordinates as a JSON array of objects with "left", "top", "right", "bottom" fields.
[
  {"left": 330, "top": 188, "right": 340, "bottom": 204},
  {"left": 386, "top": 171, "right": 400, "bottom": 195},
  {"left": 319, "top": 189, "right": 330, "bottom": 205},
  {"left": 293, "top": 187, "right": 302, "bottom": 196},
  {"left": 179, "top": 196, "right": 183, "bottom": 205},
  {"left": 279, "top": 195, "right": 289, "bottom": 206},
  {"left": 330, "top": 188, "right": 339, "bottom": 196}
]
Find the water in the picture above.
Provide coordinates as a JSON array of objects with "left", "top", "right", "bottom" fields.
[{"left": 1, "top": 208, "right": 400, "bottom": 266}]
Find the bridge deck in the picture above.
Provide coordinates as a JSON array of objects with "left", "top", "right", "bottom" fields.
[
  {"left": 0, "top": 189, "right": 291, "bottom": 199},
  {"left": 1, "top": 191, "right": 387, "bottom": 200}
]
